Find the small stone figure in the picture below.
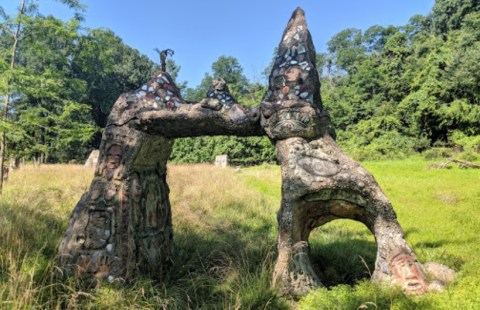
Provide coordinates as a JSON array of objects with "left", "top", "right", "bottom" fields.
[
  {"left": 154, "top": 48, "right": 174, "bottom": 72},
  {"left": 200, "top": 78, "right": 237, "bottom": 110}
]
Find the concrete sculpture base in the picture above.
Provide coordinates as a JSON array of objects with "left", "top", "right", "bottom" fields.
[{"left": 272, "top": 135, "right": 430, "bottom": 295}]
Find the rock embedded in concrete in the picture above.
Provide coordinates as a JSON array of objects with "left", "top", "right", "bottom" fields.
[{"left": 202, "top": 77, "right": 237, "bottom": 110}]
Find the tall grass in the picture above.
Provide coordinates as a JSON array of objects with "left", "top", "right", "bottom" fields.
[
  {"left": 0, "top": 164, "right": 289, "bottom": 309},
  {"left": 0, "top": 165, "right": 92, "bottom": 309},
  {"left": 0, "top": 159, "right": 478, "bottom": 309}
]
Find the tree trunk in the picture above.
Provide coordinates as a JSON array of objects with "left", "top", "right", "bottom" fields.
[
  {"left": 0, "top": 0, "right": 26, "bottom": 194},
  {"left": 429, "top": 158, "right": 480, "bottom": 169}
]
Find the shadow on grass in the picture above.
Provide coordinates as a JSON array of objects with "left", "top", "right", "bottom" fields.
[
  {"left": 403, "top": 227, "right": 420, "bottom": 238},
  {"left": 160, "top": 199, "right": 383, "bottom": 308},
  {"left": 310, "top": 238, "right": 377, "bottom": 287}
]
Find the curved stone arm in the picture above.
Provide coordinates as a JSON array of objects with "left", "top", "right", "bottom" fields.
[
  {"left": 106, "top": 71, "right": 264, "bottom": 138},
  {"left": 131, "top": 103, "right": 263, "bottom": 137}
]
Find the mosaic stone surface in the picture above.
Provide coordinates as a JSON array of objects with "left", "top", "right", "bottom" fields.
[
  {"left": 56, "top": 72, "right": 261, "bottom": 287},
  {"left": 129, "top": 72, "right": 185, "bottom": 111},
  {"left": 265, "top": 26, "right": 315, "bottom": 106},
  {"left": 260, "top": 8, "right": 327, "bottom": 141},
  {"left": 265, "top": 8, "right": 454, "bottom": 297},
  {"left": 207, "top": 78, "right": 237, "bottom": 104},
  {"left": 57, "top": 7, "right": 454, "bottom": 297}
]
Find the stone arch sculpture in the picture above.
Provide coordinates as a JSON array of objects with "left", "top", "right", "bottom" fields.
[{"left": 57, "top": 8, "right": 454, "bottom": 296}]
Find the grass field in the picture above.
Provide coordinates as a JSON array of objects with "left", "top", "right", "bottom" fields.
[{"left": 0, "top": 158, "right": 478, "bottom": 309}]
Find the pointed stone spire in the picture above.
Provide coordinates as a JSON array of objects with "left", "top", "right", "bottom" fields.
[
  {"left": 261, "top": 7, "right": 328, "bottom": 141},
  {"left": 264, "top": 7, "right": 322, "bottom": 109}
]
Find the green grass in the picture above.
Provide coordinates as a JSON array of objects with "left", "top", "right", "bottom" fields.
[{"left": 0, "top": 158, "right": 478, "bottom": 309}]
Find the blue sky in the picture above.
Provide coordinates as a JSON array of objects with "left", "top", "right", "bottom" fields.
[{"left": 3, "top": 0, "right": 434, "bottom": 88}]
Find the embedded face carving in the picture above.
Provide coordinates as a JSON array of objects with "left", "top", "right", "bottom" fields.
[
  {"left": 104, "top": 183, "right": 117, "bottom": 202},
  {"left": 285, "top": 67, "right": 302, "bottom": 82},
  {"left": 106, "top": 145, "right": 122, "bottom": 169},
  {"left": 145, "top": 182, "right": 159, "bottom": 228},
  {"left": 272, "top": 110, "right": 309, "bottom": 136},
  {"left": 262, "top": 105, "right": 321, "bottom": 140},
  {"left": 85, "top": 210, "right": 111, "bottom": 250},
  {"left": 389, "top": 252, "right": 428, "bottom": 295},
  {"left": 130, "top": 173, "right": 142, "bottom": 202},
  {"left": 105, "top": 144, "right": 122, "bottom": 180},
  {"left": 260, "top": 7, "right": 325, "bottom": 141}
]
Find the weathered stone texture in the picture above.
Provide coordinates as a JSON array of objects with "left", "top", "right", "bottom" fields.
[
  {"left": 57, "top": 6, "right": 454, "bottom": 297},
  {"left": 57, "top": 72, "right": 261, "bottom": 286},
  {"left": 57, "top": 123, "right": 174, "bottom": 285},
  {"left": 262, "top": 7, "right": 454, "bottom": 297}
]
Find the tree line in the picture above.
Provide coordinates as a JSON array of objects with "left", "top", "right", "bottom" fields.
[
  {"left": 319, "top": 0, "right": 480, "bottom": 160},
  {"left": 175, "top": 0, "right": 480, "bottom": 164},
  {"left": 0, "top": 0, "right": 155, "bottom": 170},
  {"left": 1, "top": 0, "right": 478, "bottom": 174}
]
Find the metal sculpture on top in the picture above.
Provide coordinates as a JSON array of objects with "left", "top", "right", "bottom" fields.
[{"left": 154, "top": 48, "right": 174, "bottom": 72}]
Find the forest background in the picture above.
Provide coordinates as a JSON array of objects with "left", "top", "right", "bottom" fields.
[{"left": 1, "top": 0, "right": 479, "bottom": 168}]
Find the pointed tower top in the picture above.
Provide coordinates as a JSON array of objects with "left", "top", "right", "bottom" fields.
[
  {"left": 281, "top": 7, "right": 309, "bottom": 50},
  {"left": 261, "top": 8, "right": 330, "bottom": 140},
  {"left": 263, "top": 7, "right": 321, "bottom": 109},
  {"left": 287, "top": 7, "right": 306, "bottom": 31},
  {"left": 291, "top": 7, "right": 305, "bottom": 19}
]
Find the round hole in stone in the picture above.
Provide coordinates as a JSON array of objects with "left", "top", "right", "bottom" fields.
[{"left": 308, "top": 219, "right": 376, "bottom": 287}]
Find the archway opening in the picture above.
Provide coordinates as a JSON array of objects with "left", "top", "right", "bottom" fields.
[{"left": 308, "top": 219, "right": 376, "bottom": 287}]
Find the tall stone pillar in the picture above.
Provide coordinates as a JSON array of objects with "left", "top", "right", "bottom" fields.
[
  {"left": 56, "top": 72, "right": 180, "bottom": 284},
  {"left": 57, "top": 71, "right": 262, "bottom": 285},
  {"left": 261, "top": 8, "right": 453, "bottom": 296}
]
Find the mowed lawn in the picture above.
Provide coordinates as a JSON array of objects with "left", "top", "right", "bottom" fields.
[{"left": 0, "top": 158, "right": 478, "bottom": 309}]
